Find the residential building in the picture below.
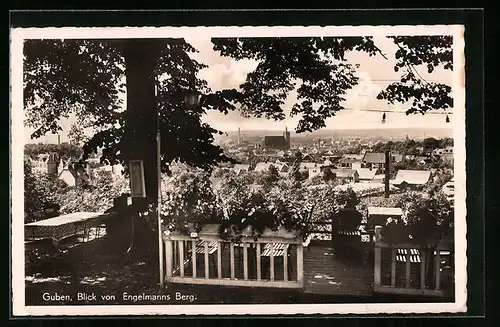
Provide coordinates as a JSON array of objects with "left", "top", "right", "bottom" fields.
[
  {"left": 390, "top": 169, "right": 432, "bottom": 190},
  {"left": 356, "top": 168, "right": 377, "bottom": 182},
  {"left": 308, "top": 167, "right": 322, "bottom": 180},
  {"left": 362, "top": 152, "right": 400, "bottom": 174},
  {"left": 233, "top": 164, "right": 250, "bottom": 175},
  {"left": 254, "top": 162, "right": 274, "bottom": 173},
  {"left": 331, "top": 169, "right": 359, "bottom": 184}
]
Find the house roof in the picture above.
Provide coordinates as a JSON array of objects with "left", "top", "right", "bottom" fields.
[
  {"left": 331, "top": 169, "right": 358, "bottom": 178},
  {"left": 362, "top": 152, "right": 386, "bottom": 164},
  {"left": 254, "top": 162, "right": 273, "bottom": 172},
  {"left": 391, "top": 170, "right": 432, "bottom": 186},
  {"left": 342, "top": 153, "right": 364, "bottom": 160},
  {"left": 363, "top": 152, "right": 403, "bottom": 164},
  {"left": 338, "top": 157, "right": 361, "bottom": 164},
  {"left": 273, "top": 162, "right": 289, "bottom": 172},
  {"left": 357, "top": 168, "right": 377, "bottom": 180},
  {"left": 233, "top": 164, "right": 250, "bottom": 171},
  {"left": 367, "top": 207, "right": 403, "bottom": 216}
]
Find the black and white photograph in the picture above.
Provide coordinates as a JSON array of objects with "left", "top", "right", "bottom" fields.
[{"left": 11, "top": 24, "right": 466, "bottom": 315}]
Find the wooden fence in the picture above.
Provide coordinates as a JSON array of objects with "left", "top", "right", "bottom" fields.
[
  {"left": 162, "top": 224, "right": 304, "bottom": 289},
  {"left": 373, "top": 226, "right": 454, "bottom": 297}
]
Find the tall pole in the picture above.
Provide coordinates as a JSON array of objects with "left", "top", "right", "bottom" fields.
[
  {"left": 384, "top": 149, "right": 391, "bottom": 198},
  {"left": 155, "top": 81, "right": 164, "bottom": 288}
]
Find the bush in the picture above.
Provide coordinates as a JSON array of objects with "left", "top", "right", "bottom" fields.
[
  {"left": 55, "top": 170, "right": 129, "bottom": 214},
  {"left": 24, "top": 160, "right": 60, "bottom": 223},
  {"left": 334, "top": 208, "right": 363, "bottom": 230},
  {"left": 380, "top": 218, "right": 411, "bottom": 244}
]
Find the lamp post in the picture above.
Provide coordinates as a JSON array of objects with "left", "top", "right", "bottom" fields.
[{"left": 157, "top": 88, "right": 202, "bottom": 288}]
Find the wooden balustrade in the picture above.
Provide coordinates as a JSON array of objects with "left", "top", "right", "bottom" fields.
[
  {"left": 162, "top": 224, "right": 304, "bottom": 289},
  {"left": 373, "top": 225, "right": 453, "bottom": 297}
]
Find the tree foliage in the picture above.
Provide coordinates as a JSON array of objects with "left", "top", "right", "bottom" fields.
[
  {"left": 24, "top": 160, "right": 129, "bottom": 221},
  {"left": 212, "top": 37, "right": 383, "bottom": 133},
  {"left": 335, "top": 187, "right": 360, "bottom": 209},
  {"left": 376, "top": 36, "right": 453, "bottom": 115},
  {"left": 24, "top": 160, "right": 60, "bottom": 223},
  {"left": 67, "top": 124, "right": 88, "bottom": 146},
  {"left": 23, "top": 39, "right": 235, "bottom": 175},
  {"left": 55, "top": 170, "right": 129, "bottom": 214}
]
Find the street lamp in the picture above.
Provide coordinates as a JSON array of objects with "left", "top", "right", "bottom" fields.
[{"left": 184, "top": 90, "right": 203, "bottom": 108}]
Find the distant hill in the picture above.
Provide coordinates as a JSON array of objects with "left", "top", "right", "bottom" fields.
[{"left": 228, "top": 127, "right": 453, "bottom": 140}]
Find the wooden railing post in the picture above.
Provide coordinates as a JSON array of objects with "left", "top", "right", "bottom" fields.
[
  {"left": 405, "top": 249, "right": 411, "bottom": 288},
  {"left": 179, "top": 240, "right": 184, "bottom": 277},
  {"left": 269, "top": 243, "right": 275, "bottom": 281},
  {"left": 420, "top": 247, "right": 426, "bottom": 289},
  {"left": 192, "top": 239, "right": 197, "bottom": 278},
  {"left": 217, "top": 242, "right": 222, "bottom": 279},
  {"left": 164, "top": 238, "right": 172, "bottom": 279},
  {"left": 374, "top": 226, "right": 382, "bottom": 288},
  {"left": 204, "top": 241, "right": 209, "bottom": 279},
  {"left": 256, "top": 243, "right": 261, "bottom": 281},
  {"left": 243, "top": 243, "right": 248, "bottom": 280},
  {"left": 435, "top": 248, "right": 441, "bottom": 291},
  {"left": 391, "top": 248, "right": 396, "bottom": 287},
  {"left": 283, "top": 245, "right": 288, "bottom": 281},
  {"left": 297, "top": 243, "right": 304, "bottom": 286},
  {"left": 230, "top": 243, "right": 235, "bottom": 279}
]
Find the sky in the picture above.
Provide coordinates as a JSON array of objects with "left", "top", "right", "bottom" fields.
[{"left": 24, "top": 35, "right": 454, "bottom": 144}]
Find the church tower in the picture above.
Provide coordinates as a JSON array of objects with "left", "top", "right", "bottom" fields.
[{"left": 283, "top": 126, "right": 291, "bottom": 150}]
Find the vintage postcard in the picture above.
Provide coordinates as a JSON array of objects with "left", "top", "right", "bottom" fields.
[{"left": 11, "top": 24, "right": 466, "bottom": 316}]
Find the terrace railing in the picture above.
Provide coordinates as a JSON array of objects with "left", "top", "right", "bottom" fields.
[
  {"left": 373, "top": 226, "right": 454, "bottom": 297},
  {"left": 162, "top": 224, "right": 304, "bottom": 289}
]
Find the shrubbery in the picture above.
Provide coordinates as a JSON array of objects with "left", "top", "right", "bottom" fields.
[{"left": 24, "top": 160, "right": 129, "bottom": 222}]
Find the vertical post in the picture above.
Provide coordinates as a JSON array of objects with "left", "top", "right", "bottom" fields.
[
  {"left": 192, "top": 240, "right": 197, "bottom": 278},
  {"left": 173, "top": 241, "right": 177, "bottom": 268},
  {"left": 204, "top": 241, "right": 209, "bottom": 279},
  {"left": 391, "top": 248, "right": 396, "bottom": 287},
  {"left": 164, "top": 239, "right": 172, "bottom": 279},
  {"left": 269, "top": 243, "right": 275, "bottom": 281},
  {"left": 374, "top": 226, "right": 382, "bottom": 287},
  {"left": 230, "top": 243, "right": 235, "bottom": 279},
  {"left": 435, "top": 249, "right": 441, "bottom": 290},
  {"left": 217, "top": 242, "right": 222, "bottom": 279},
  {"left": 296, "top": 244, "right": 304, "bottom": 285},
  {"left": 421, "top": 248, "right": 426, "bottom": 289},
  {"left": 405, "top": 249, "right": 411, "bottom": 288},
  {"left": 179, "top": 240, "right": 184, "bottom": 277},
  {"left": 243, "top": 243, "right": 248, "bottom": 280},
  {"left": 156, "top": 126, "right": 163, "bottom": 288},
  {"left": 256, "top": 243, "right": 261, "bottom": 281},
  {"left": 384, "top": 150, "right": 390, "bottom": 198},
  {"left": 283, "top": 244, "right": 288, "bottom": 281}
]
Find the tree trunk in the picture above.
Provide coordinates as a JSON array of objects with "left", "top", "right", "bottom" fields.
[{"left": 121, "top": 39, "right": 162, "bottom": 263}]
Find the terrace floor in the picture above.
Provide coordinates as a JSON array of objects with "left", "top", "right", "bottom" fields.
[{"left": 303, "top": 241, "right": 374, "bottom": 296}]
